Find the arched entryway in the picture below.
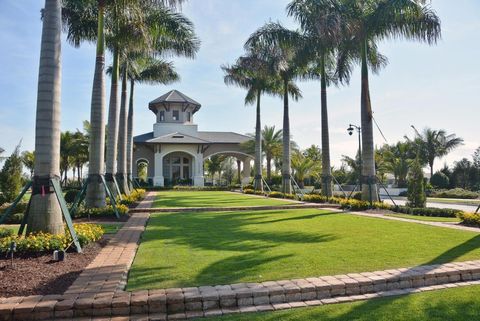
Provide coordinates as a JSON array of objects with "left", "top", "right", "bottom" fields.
[{"left": 162, "top": 151, "right": 194, "bottom": 186}]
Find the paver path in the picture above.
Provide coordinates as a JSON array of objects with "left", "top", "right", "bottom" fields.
[{"left": 64, "top": 192, "right": 155, "bottom": 295}]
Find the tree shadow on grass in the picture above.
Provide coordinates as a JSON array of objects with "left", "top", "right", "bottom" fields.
[{"left": 142, "top": 210, "right": 337, "bottom": 252}]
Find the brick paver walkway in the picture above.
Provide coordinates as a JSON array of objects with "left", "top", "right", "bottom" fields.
[{"left": 64, "top": 192, "right": 155, "bottom": 296}]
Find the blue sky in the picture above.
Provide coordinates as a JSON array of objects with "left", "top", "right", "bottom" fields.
[{"left": 0, "top": 0, "right": 479, "bottom": 170}]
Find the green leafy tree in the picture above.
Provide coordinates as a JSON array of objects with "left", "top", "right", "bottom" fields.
[
  {"left": 407, "top": 159, "right": 426, "bottom": 208},
  {"left": 205, "top": 155, "right": 226, "bottom": 182},
  {"left": 430, "top": 171, "right": 450, "bottom": 189},
  {"left": 291, "top": 150, "right": 319, "bottom": 188},
  {"left": 21, "top": 151, "right": 35, "bottom": 178},
  {"left": 337, "top": 0, "right": 441, "bottom": 201},
  {"left": 0, "top": 145, "right": 23, "bottom": 203}
]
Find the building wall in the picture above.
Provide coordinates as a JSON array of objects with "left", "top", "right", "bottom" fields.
[{"left": 133, "top": 144, "right": 155, "bottom": 177}]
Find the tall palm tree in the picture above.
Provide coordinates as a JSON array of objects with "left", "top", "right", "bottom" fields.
[
  {"left": 337, "top": 0, "right": 441, "bottom": 202},
  {"left": 245, "top": 22, "right": 305, "bottom": 194},
  {"left": 126, "top": 57, "right": 181, "bottom": 189},
  {"left": 62, "top": 0, "right": 195, "bottom": 205},
  {"left": 287, "top": 0, "right": 342, "bottom": 197},
  {"left": 412, "top": 128, "right": 463, "bottom": 178},
  {"left": 27, "top": 0, "right": 64, "bottom": 235},
  {"left": 222, "top": 52, "right": 280, "bottom": 191},
  {"left": 380, "top": 141, "right": 415, "bottom": 187}
]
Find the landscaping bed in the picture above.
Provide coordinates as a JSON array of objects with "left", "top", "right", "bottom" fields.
[{"left": 0, "top": 238, "right": 107, "bottom": 297}]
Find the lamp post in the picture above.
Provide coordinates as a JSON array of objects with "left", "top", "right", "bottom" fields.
[{"left": 348, "top": 124, "right": 362, "bottom": 190}]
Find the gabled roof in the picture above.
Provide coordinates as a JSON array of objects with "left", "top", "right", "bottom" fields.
[{"left": 149, "top": 90, "right": 201, "bottom": 113}]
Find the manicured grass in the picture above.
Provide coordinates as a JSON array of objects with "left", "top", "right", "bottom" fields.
[
  {"left": 203, "top": 285, "right": 480, "bottom": 321},
  {"left": 127, "top": 209, "right": 480, "bottom": 290},
  {"left": 153, "top": 191, "right": 294, "bottom": 208},
  {"left": 386, "top": 213, "right": 461, "bottom": 223}
]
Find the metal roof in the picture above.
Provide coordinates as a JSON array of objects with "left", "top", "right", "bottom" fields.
[{"left": 149, "top": 90, "right": 201, "bottom": 113}]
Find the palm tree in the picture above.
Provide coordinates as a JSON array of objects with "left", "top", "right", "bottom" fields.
[
  {"left": 62, "top": 0, "right": 192, "bottom": 206},
  {"left": 71, "top": 130, "right": 89, "bottom": 183},
  {"left": 287, "top": 0, "right": 342, "bottom": 197},
  {"left": 60, "top": 131, "right": 75, "bottom": 185},
  {"left": 222, "top": 52, "right": 281, "bottom": 191},
  {"left": 205, "top": 155, "right": 225, "bottom": 182},
  {"left": 262, "top": 126, "right": 283, "bottom": 182},
  {"left": 27, "top": 0, "right": 64, "bottom": 235},
  {"left": 245, "top": 22, "right": 305, "bottom": 194},
  {"left": 291, "top": 150, "right": 319, "bottom": 188},
  {"left": 21, "top": 151, "right": 35, "bottom": 179},
  {"left": 337, "top": 0, "right": 441, "bottom": 202},
  {"left": 412, "top": 128, "right": 463, "bottom": 178},
  {"left": 126, "top": 56, "right": 181, "bottom": 189},
  {"left": 380, "top": 141, "right": 415, "bottom": 187}
]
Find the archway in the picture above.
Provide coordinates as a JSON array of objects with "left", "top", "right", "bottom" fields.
[
  {"left": 135, "top": 158, "right": 149, "bottom": 185},
  {"left": 162, "top": 151, "right": 195, "bottom": 186}
]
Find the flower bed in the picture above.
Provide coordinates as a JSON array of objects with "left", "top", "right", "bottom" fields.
[
  {"left": 458, "top": 212, "right": 480, "bottom": 227},
  {"left": 74, "top": 204, "right": 129, "bottom": 219},
  {"left": 0, "top": 223, "right": 104, "bottom": 254},
  {"left": 119, "top": 189, "right": 146, "bottom": 206}
]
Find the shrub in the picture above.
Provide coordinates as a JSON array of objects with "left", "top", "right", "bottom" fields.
[
  {"left": 392, "top": 206, "right": 461, "bottom": 218},
  {"left": 0, "top": 146, "right": 23, "bottom": 202},
  {"left": 243, "top": 184, "right": 254, "bottom": 190},
  {"left": 64, "top": 189, "right": 80, "bottom": 203},
  {"left": 242, "top": 188, "right": 264, "bottom": 196},
  {"left": 303, "top": 194, "right": 328, "bottom": 203},
  {"left": 430, "top": 172, "right": 450, "bottom": 189},
  {"left": 458, "top": 212, "right": 480, "bottom": 227},
  {"left": 407, "top": 160, "right": 426, "bottom": 208},
  {"left": 119, "top": 189, "right": 146, "bottom": 206},
  {"left": 0, "top": 223, "right": 104, "bottom": 254},
  {"left": 431, "top": 188, "right": 479, "bottom": 199},
  {"left": 75, "top": 204, "right": 129, "bottom": 218},
  {"left": 0, "top": 227, "right": 14, "bottom": 238},
  {"left": 268, "top": 191, "right": 296, "bottom": 199}
]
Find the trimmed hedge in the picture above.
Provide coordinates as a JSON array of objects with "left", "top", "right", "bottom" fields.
[
  {"left": 0, "top": 223, "right": 104, "bottom": 254},
  {"left": 75, "top": 204, "right": 129, "bottom": 218},
  {"left": 431, "top": 188, "right": 479, "bottom": 199},
  {"left": 243, "top": 188, "right": 264, "bottom": 195},
  {"left": 268, "top": 191, "right": 296, "bottom": 199},
  {"left": 303, "top": 193, "right": 460, "bottom": 217},
  {"left": 0, "top": 227, "right": 14, "bottom": 238}
]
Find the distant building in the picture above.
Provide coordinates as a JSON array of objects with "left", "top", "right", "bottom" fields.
[{"left": 133, "top": 90, "right": 253, "bottom": 186}]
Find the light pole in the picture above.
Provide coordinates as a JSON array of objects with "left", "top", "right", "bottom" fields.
[{"left": 348, "top": 124, "right": 362, "bottom": 190}]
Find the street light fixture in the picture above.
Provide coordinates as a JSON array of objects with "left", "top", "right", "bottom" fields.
[{"left": 347, "top": 124, "right": 362, "bottom": 190}]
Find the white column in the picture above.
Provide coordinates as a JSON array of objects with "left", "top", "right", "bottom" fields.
[
  {"left": 193, "top": 155, "right": 205, "bottom": 187},
  {"left": 241, "top": 158, "right": 252, "bottom": 185},
  {"left": 153, "top": 146, "right": 164, "bottom": 186}
]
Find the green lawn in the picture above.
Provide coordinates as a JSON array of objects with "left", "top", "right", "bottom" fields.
[
  {"left": 203, "top": 285, "right": 480, "bottom": 321},
  {"left": 153, "top": 191, "right": 294, "bottom": 208},
  {"left": 127, "top": 209, "right": 480, "bottom": 290},
  {"left": 386, "top": 214, "right": 461, "bottom": 223}
]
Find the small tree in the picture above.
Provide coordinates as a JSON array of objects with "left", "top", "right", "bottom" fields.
[
  {"left": 0, "top": 145, "right": 23, "bottom": 202},
  {"left": 430, "top": 171, "right": 450, "bottom": 189},
  {"left": 407, "top": 159, "right": 426, "bottom": 208}
]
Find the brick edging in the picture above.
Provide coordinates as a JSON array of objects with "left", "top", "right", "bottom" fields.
[{"left": 2, "top": 258, "right": 480, "bottom": 320}]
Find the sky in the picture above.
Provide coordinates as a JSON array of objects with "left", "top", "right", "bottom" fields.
[{"left": 0, "top": 0, "right": 479, "bottom": 171}]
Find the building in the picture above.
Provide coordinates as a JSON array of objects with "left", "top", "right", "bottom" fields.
[{"left": 133, "top": 90, "right": 253, "bottom": 187}]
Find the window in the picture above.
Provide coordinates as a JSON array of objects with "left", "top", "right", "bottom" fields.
[
  {"left": 159, "top": 111, "right": 165, "bottom": 122},
  {"left": 187, "top": 112, "right": 191, "bottom": 122},
  {"left": 173, "top": 110, "right": 179, "bottom": 121}
]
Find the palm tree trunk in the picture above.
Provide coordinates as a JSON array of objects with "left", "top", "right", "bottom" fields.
[
  {"left": 282, "top": 78, "right": 292, "bottom": 194},
  {"left": 105, "top": 46, "right": 120, "bottom": 197},
  {"left": 116, "top": 65, "right": 130, "bottom": 195},
  {"left": 127, "top": 79, "right": 135, "bottom": 190},
  {"left": 254, "top": 90, "right": 263, "bottom": 191},
  {"left": 27, "top": 0, "right": 64, "bottom": 235},
  {"left": 266, "top": 155, "right": 272, "bottom": 182},
  {"left": 85, "top": 0, "right": 107, "bottom": 208},
  {"left": 320, "top": 54, "right": 332, "bottom": 197},
  {"left": 360, "top": 39, "right": 379, "bottom": 202}
]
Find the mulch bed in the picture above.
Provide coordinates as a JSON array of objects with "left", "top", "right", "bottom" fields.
[{"left": 0, "top": 238, "right": 108, "bottom": 298}]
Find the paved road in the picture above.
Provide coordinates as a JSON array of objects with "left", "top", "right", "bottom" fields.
[{"left": 381, "top": 196, "right": 479, "bottom": 212}]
